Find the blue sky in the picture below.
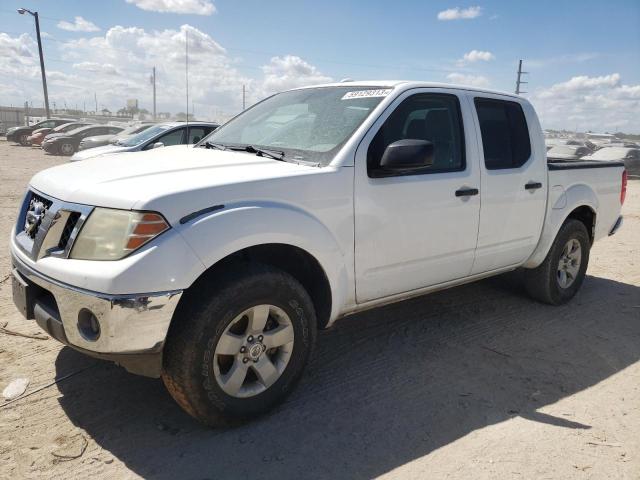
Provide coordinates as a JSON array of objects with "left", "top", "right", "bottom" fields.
[{"left": 1, "top": 0, "right": 639, "bottom": 131}]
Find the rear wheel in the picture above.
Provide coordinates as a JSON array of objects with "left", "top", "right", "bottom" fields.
[
  {"left": 524, "top": 219, "right": 590, "bottom": 305},
  {"left": 162, "top": 263, "right": 316, "bottom": 426}
]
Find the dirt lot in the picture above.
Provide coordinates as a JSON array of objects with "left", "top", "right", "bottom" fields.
[{"left": 0, "top": 139, "right": 638, "bottom": 480}]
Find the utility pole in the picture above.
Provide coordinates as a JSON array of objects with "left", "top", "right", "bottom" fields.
[
  {"left": 94, "top": 92, "right": 98, "bottom": 114},
  {"left": 151, "top": 67, "right": 157, "bottom": 121},
  {"left": 242, "top": 84, "right": 246, "bottom": 110},
  {"left": 18, "top": 8, "right": 50, "bottom": 118},
  {"left": 515, "top": 59, "right": 528, "bottom": 95}
]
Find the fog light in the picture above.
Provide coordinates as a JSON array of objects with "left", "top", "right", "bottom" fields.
[{"left": 77, "top": 308, "right": 101, "bottom": 341}]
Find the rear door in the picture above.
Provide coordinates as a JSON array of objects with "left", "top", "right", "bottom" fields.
[
  {"left": 469, "top": 95, "right": 547, "bottom": 274},
  {"left": 354, "top": 89, "right": 481, "bottom": 302}
]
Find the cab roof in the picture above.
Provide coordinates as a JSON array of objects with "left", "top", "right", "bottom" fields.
[{"left": 292, "top": 80, "right": 522, "bottom": 100}]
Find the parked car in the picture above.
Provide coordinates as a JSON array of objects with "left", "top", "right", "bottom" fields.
[
  {"left": 10, "top": 82, "right": 625, "bottom": 426},
  {"left": 28, "top": 122, "right": 93, "bottom": 146},
  {"left": 546, "top": 145, "right": 592, "bottom": 161},
  {"left": 582, "top": 146, "right": 640, "bottom": 175},
  {"left": 70, "top": 122, "right": 218, "bottom": 161},
  {"left": 41, "top": 124, "right": 124, "bottom": 156},
  {"left": 544, "top": 138, "right": 596, "bottom": 152},
  {"left": 78, "top": 123, "right": 156, "bottom": 151},
  {"left": 6, "top": 118, "right": 75, "bottom": 146},
  {"left": 26, "top": 127, "right": 54, "bottom": 146}
]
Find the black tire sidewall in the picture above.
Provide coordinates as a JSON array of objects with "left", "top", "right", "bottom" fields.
[
  {"left": 19, "top": 134, "right": 29, "bottom": 146},
  {"left": 165, "top": 266, "right": 316, "bottom": 424},
  {"left": 60, "top": 143, "right": 74, "bottom": 156},
  {"left": 547, "top": 220, "right": 590, "bottom": 304}
]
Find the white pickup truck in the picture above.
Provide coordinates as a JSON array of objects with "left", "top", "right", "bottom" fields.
[{"left": 11, "top": 81, "right": 626, "bottom": 426}]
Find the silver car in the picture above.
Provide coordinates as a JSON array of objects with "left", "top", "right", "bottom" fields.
[
  {"left": 77, "top": 123, "right": 156, "bottom": 151},
  {"left": 70, "top": 122, "right": 218, "bottom": 161}
]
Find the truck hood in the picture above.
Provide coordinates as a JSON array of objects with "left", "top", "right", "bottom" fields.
[
  {"left": 70, "top": 144, "right": 133, "bottom": 161},
  {"left": 30, "top": 145, "right": 321, "bottom": 224}
]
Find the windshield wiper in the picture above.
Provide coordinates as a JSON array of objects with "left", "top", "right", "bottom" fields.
[
  {"left": 243, "top": 145, "right": 285, "bottom": 161},
  {"left": 223, "top": 144, "right": 286, "bottom": 161},
  {"left": 202, "top": 141, "right": 228, "bottom": 150}
]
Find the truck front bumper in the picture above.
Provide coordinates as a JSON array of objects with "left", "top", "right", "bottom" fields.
[{"left": 11, "top": 252, "right": 183, "bottom": 377}]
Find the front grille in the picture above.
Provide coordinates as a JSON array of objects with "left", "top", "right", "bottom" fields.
[
  {"left": 31, "top": 192, "right": 53, "bottom": 210},
  {"left": 24, "top": 192, "right": 53, "bottom": 239},
  {"left": 15, "top": 190, "right": 93, "bottom": 261},
  {"left": 58, "top": 212, "right": 81, "bottom": 250}
]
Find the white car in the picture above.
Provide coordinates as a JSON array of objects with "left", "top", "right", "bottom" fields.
[{"left": 10, "top": 81, "right": 626, "bottom": 426}]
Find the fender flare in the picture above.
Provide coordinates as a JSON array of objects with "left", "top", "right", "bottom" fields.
[
  {"left": 175, "top": 201, "right": 351, "bottom": 323},
  {"left": 524, "top": 183, "right": 598, "bottom": 268}
]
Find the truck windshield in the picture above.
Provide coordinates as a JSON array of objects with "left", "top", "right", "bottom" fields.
[{"left": 199, "top": 86, "right": 391, "bottom": 165}]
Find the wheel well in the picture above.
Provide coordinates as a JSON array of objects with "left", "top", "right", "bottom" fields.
[
  {"left": 566, "top": 206, "right": 595, "bottom": 243},
  {"left": 187, "top": 244, "right": 333, "bottom": 329}
]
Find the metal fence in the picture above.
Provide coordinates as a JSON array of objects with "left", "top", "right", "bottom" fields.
[{"left": 0, "top": 107, "right": 25, "bottom": 132}]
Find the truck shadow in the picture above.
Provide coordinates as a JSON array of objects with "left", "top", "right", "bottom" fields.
[{"left": 55, "top": 274, "right": 640, "bottom": 479}]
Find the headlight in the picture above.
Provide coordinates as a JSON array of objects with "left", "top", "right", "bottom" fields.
[{"left": 70, "top": 208, "right": 169, "bottom": 260}]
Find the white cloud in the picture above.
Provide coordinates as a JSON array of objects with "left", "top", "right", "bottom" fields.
[
  {"left": 537, "top": 73, "right": 620, "bottom": 98},
  {"left": 126, "top": 0, "right": 216, "bottom": 15},
  {"left": 73, "top": 62, "right": 120, "bottom": 76},
  {"left": 261, "top": 55, "right": 332, "bottom": 94},
  {"left": 0, "top": 26, "right": 330, "bottom": 121},
  {"left": 446, "top": 72, "right": 490, "bottom": 87},
  {"left": 531, "top": 73, "right": 640, "bottom": 131},
  {"left": 57, "top": 16, "right": 100, "bottom": 33},
  {"left": 437, "top": 6, "right": 482, "bottom": 21},
  {"left": 461, "top": 50, "right": 494, "bottom": 63}
]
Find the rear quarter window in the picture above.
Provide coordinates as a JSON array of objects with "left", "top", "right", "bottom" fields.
[{"left": 474, "top": 98, "right": 531, "bottom": 170}]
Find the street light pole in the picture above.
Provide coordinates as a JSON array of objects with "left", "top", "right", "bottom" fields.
[{"left": 18, "top": 8, "right": 50, "bottom": 119}]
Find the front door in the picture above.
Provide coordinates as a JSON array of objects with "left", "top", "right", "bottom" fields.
[{"left": 354, "top": 90, "right": 481, "bottom": 303}]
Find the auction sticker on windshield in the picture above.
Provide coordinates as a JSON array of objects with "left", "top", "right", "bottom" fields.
[{"left": 342, "top": 89, "right": 393, "bottom": 100}]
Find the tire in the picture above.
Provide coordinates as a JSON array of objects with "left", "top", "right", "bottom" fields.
[
  {"left": 524, "top": 219, "right": 590, "bottom": 305},
  {"left": 162, "top": 263, "right": 317, "bottom": 426},
  {"left": 59, "top": 143, "right": 75, "bottom": 156},
  {"left": 19, "top": 134, "right": 30, "bottom": 146}
]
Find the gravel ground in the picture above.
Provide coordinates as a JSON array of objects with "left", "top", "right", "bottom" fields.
[{"left": 0, "top": 140, "right": 638, "bottom": 480}]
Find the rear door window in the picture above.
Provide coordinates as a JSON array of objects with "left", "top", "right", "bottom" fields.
[
  {"left": 186, "top": 127, "right": 207, "bottom": 144},
  {"left": 474, "top": 98, "right": 531, "bottom": 169}
]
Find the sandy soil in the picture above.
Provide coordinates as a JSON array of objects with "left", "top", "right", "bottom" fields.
[{"left": 0, "top": 140, "right": 638, "bottom": 480}]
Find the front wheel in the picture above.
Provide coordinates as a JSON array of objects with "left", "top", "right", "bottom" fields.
[
  {"left": 19, "top": 134, "right": 30, "bottom": 146},
  {"left": 59, "top": 143, "right": 75, "bottom": 156},
  {"left": 524, "top": 219, "right": 590, "bottom": 305},
  {"left": 162, "top": 264, "right": 317, "bottom": 426}
]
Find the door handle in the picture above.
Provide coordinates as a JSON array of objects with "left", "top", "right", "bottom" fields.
[
  {"left": 455, "top": 187, "right": 479, "bottom": 197},
  {"left": 525, "top": 182, "right": 543, "bottom": 190}
]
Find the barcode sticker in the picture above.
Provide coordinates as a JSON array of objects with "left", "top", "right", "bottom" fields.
[{"left": 341, "top": 89, "right": 393, "bottom": 100}]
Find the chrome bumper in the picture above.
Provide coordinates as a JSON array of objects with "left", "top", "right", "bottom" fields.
[
  {"left": 608, "top": 216, "right": 623, "bottom": 236},
  {"left": 11, "top": 253, "right": 183, "bottom": 377}
]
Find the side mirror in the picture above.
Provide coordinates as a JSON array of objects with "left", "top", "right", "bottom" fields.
[
  {"left": 151, "top": 142, "right": 164, "bottom": 149},
  {"left": 379, "top": 139, "right": 434, "bottom": 172}
]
